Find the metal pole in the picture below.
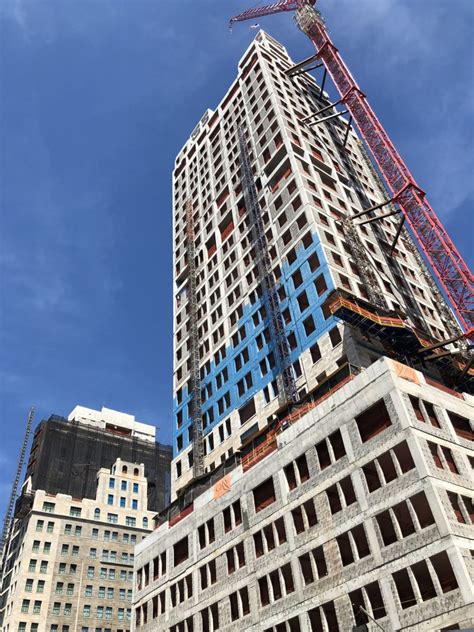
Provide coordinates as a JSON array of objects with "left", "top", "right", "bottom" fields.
[
  {"left": 342, "top": 115, "right": 353, "bottom": 147},
  {"left": 357, "top": 208, "right": 400, "bottom": 226},
  {"left": 301, "top": 93, "right": 341, "bottom": 122},
  {"left": 351, "top": 198, "right": 396, "bottom": 220},
  {"left": 319, "top": 67, "right": 327, "bottom": 99},
  {"left": 390, "top": 216, "right": 406, "bottom": 253},
  {"left": 308, "top": 109, "right": 349, "bottom": 127}
]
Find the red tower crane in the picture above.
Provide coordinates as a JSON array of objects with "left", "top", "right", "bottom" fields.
[{"left": 230, "top": 0, "right": 474, "bottom": 333}]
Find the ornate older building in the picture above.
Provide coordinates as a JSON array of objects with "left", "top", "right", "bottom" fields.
[{"left": 0, "top": 407, "right": 171, "bottom": 632}]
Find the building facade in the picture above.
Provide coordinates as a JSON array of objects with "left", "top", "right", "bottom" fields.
[
  {"left": 0, "top": 407, "right": 172, "bottom": 632},
  {"left": 1, "top": 459, "right": 156, "bottom": 632},
  {"left": 134, "top": 358, "right": 474, "bottom": 632},
  {"left": 171, "top": 30, "right": 463, "bottom": 496}
]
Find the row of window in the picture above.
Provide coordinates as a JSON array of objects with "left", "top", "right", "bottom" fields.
[
  {"left": 137, "top": 549, "right": 459, "bottom": 630},
  {"left": 106, "top": 495, "right": 140, "bottom": 510},
  {"left": 108, "top": 478, "right": 140, "bottom": 492},
  {"left": 40, "top": 504, "right": 146, "bottom": 528}
]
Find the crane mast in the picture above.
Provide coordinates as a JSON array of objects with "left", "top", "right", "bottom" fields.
[
  {"left": 0, "top": 407, "right": 35, "bottom": 562},
  {"left": 230, "top": 1, "right": 473, "bottom": 333}
]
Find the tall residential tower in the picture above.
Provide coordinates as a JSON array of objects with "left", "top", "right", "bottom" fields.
[
  {"left": 134, "top": 31, "right": 473, "bottom": 632},
  {"left": 171, "top": 31, "right": 466, "bottom": 496}
]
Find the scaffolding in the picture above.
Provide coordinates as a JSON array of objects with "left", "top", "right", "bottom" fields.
[
  {"left": 238, "top": 126, "right": 299, "bottom": 408},
  {"left": 185, "top": 200, "right": 205, "bottom": 479}
]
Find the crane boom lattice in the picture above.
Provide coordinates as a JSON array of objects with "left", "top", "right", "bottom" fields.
[
  {"left": 238, "top": 127, "right": 299, "bottom": 407},
  {"left": 0, "top": 407, "right": 35, "bottom": 560},
  {"left": 185, "top": 201, "right": 205, "bottom": 479},
  {"left": 230, "top": 1, "right": 474, "bottom": 333}
]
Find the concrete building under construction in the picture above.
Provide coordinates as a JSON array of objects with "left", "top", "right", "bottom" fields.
[{"left": 133, "top": 30, "right": 473, "bottom": 632}]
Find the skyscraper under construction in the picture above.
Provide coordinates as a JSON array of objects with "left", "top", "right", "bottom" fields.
[
  {"left": 134, "top": 29, "right": 473, "bottom": 632},
  {"left": 171, "top": 30, "right": 470, "bottom": 496}
]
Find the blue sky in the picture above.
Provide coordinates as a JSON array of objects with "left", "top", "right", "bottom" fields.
[{"left": 0, "top": 0, "right": 472, "bottom": 516}]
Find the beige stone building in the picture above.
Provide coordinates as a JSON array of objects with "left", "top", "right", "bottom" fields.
[{"left": 1, "top": 458, "right": 155, "bottom": 632}]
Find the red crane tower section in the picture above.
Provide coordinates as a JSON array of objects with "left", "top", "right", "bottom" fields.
[{"left": 230, "top": 0, "right": 474, "bottom": 332}]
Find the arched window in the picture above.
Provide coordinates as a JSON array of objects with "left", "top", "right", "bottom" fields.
[
  {"left": 143, "top": 517, "right": 148, "bottom": 528},
  {"left": 122, "top": 465, "right": 128, "bottom": 474},
  {"left": 133, "top": 467, "right": 139, "bottom": 476},
  {"left": 94, "top": 508, "right": 100, "bottom": 520}
]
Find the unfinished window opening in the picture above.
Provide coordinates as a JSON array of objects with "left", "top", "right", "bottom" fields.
[
  {"left": 448, "top": 491, "right": 466, "bottom": 524},
  {"left": 340, "top": 475, "right": 356, "bottom": 506},
  {"left": 314, "top": 274, "right": 327, "bottom": 296},
  {"left": 326, "top": 484, "right": 342, "bottom": 514},
  {"left": 200, "top": 565, "right": 208, "bottom": 590},
  {"left": 263, "top": 523, "right": 276, "bottom": 552},
  {"left": 376, "top": 510, "right": 398, "bottom": 546},
  {"left": 292, "top": 506, "right": 305, "bottom": 534},
  {"left": 329, "top": 327, "right": 342, "bottom": 347},
  {"left": 308, "top": 601, "right": 339, "bottom": 632},
  {"left": 226, "top": 549, "right": 236, "bottom": 575},
  {"left": 337, "top": 532, "right": 353, "bottom": 566},
  {"left": 284, "top": 463, "right": 297, "bottom": 490},
  {"left": 275, "top": 517, "right": 287, "bottom": 544},
  {"left": 378, "top": 451, "right": 397, "bottom": 483},
  {"left": 239, "top": 398, "right": 256, "bottom": 425},
  {"left": 393, "top": 441, "right": 415, "bottom": 472},
  {"left": 366, "top": 582, "right": 387, "bottom": 619},
  {"left": 303, "top": 498, "right": 318, "bottom": 529},
  {"left": 442, "top": 445, "right": 459, "bottom": 474},
  {"left": 330, "top": 429, "right": 346, "bottom": 460},
  {"left": 316, "top": 439, "right": 331, "bottom": 470},
  {"left": 227, "top": 589, "right": 242, "bottom": 623},
  {"left": 303, "top": 315, "right": 316, "bottom": 336},
  {"left": 270, "top": 569, "right": 282, "bottom": 600},
  {"left": 352, "top": 524, "right": 370, "bottom": 558},
  {"left": 299, "top": 553, "right": 314, "bottom": 585},
  {"left": 411, "top": 560, "right": 437, "bottom": 601},
  {"left": 308, "top": 252, "right": 320, "bottom": 271},
  {"left": 296, "top": 454, "right": 310, "bottom": 482},
  {"left": 409, "top": 395, "right": 424, "bottom": 422},
  {"left": 253, "top": 527, "right": 264, "bottom": 558},
  {"left": 356, "top": 399, "right": 392, "bottom": 442},
  {"left": 448, "top": 411, "right": 474, "bottom": 441},
  {"left": 424, "top": 401, "right": 441, "bottom": 428},
  {"left": 410, "top": 491, "right": 435, "bottom": 528},
  {"left": 297, "top": 291, "right": 309, "bottom": 312},
  {"left": 393, "top": 500, "right": 416, "bottom": 537},
  {"left": 281, "top": 563, "right": 295, "bottom": 594},
  {"left": 313, "top": 545, "right": 327, "bottom": 577},
  {"left": 258, "top": 577, "right": 270, "bottom": 606},
  {"left": 253, "top": 477, "right": 276, "bottom": 512},
  {"left": 310, "top": 342, "right": 321, "bottom": 363},
  {"left": 363, "top": 462, "right": 381, "bottom": 492},
  {"left": 173, "top": 537, "right": 189, "bottom": 567},
  {"left": 393, "top": 568, "right": 417, "bottom": 609},
  {"left": 430, "top": 551, "right": 458, "bottom": 593}
]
